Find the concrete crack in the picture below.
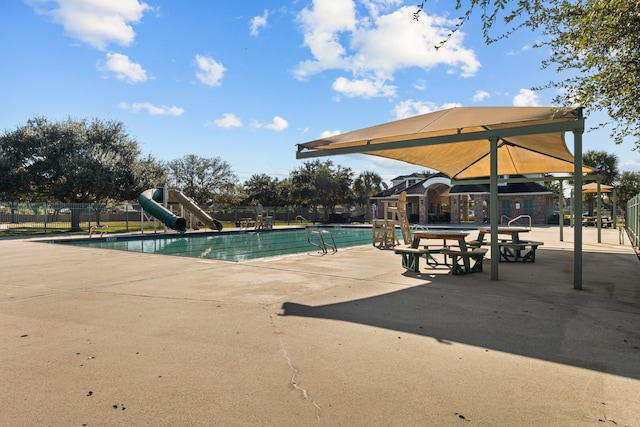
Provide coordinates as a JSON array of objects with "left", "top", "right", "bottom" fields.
[{"left": 265, "top": 305, "right": 322, "bottom": 419}]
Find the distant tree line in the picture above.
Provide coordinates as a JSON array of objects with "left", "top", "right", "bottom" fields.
[
  {"left": 3, "top": 117, "right": 638, "bottom": 228},
  {"left": 545, "top": 150, "right": 640, "bottom": 217},
  {"left": 0, "top": 117, "right": 385, "bottom": 226}
]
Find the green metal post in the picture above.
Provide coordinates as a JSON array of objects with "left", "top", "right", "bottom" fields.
[
  {"left": 559, "top": 180, "right": 563, "bottom": 241},
  {"left": 490, "top": 137, "right": 499, "bottom": 280},
  {"left": 573, "top": 117, "right": 584, "bottom": 290},
  {"left": 597, "top": 177, "right": 602, "bottom": 243},
  {"left": 612, "top": 189, "right": 617, "bottom": 229}
]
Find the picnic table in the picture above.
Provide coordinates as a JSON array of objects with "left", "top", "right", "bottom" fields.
[
  {"left": 237, "top": 218, "right": 254, "bottom": 228},
  {"left": 394, "top": 231, "right": 487, "bottom": 274},
  {"left": 582, "top": 216, "right": 613, "bottom": 228},
  {"left": 475, "top": 227, "right": 543, "bottom": 262}
]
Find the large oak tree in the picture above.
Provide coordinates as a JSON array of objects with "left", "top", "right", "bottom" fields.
[{"left": 0, "top": 117, "right": 163, "bottom": 230}]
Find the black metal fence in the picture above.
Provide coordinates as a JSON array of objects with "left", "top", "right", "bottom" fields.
[
  {"left": 0, "top": 201, "right": 367, "bottom": 235},
  {"left": 627, "top": 194, "right": 640, "bottom": 250}
]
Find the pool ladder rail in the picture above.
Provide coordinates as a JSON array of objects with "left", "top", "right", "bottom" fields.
[{"left": 307, "top": 229, "right": 337, "bottom": 255}]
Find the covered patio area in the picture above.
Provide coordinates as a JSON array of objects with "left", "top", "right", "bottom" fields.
[{"left": 297, "top": 106, "right": 592, "bottom": 288}]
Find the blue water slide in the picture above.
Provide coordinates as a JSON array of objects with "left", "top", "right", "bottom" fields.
[{"left": 138, "top": 188, "right": 187, "bottom": 233}]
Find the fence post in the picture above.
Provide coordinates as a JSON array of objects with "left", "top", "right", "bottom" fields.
[{"left": 44, "top": 201, "right": 47, "bottom": 234}]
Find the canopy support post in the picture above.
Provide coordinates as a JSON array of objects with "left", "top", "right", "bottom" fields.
[
  {"left": 613, "top": 189, "right": 617, "bottom": 229},
  {"left": 490, "top": 137, "right": 499, "bottom": 280},
  {"left": 573, "top": 119, "right": 584, "bottom": 290},
  {"left": 559, "top": 180, "right": 564, "bottom": 241},
  {"left": 597, "top": 177, "right": 602, "bottom": 243}
]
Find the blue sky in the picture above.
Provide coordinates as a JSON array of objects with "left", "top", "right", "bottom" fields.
[{"left": 2, "top": 0, "right": 638, "bottom": 185}]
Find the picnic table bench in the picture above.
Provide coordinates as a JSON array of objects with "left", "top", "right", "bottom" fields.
[
  {"left": 394, "top": 231, "right": 486, "bottom": 275},
  {"left": 474, "top": 227, "right": 543, "bottom": 263},
  {"left": 440, "top": 248, "right": 488, "bottom": 275},
  {"left": 497, "top": 240, "right": 543, "bottom": 262},
  {"left": 394, "top": 246, "right": 440, "bottom": 272}
]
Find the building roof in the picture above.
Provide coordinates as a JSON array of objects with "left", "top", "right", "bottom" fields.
[
  {"left": 449, "top": 180, "right": 553, "bottom": 195},
  {"left": 373, "top": 174, "right": 552, "bottom": 198}
]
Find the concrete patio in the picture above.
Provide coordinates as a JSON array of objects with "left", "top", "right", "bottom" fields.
[{"left": 1, "top": 226, "right": 639, "bottom": 426}]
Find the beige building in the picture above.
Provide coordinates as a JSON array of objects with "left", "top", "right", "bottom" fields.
[{"left": 371, "top": 173, "right": 556, "bottom": 225}]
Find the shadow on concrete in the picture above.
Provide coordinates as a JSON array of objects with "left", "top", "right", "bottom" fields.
[{"left": 282, "top": 248, "right": 640, "bottom": 380}]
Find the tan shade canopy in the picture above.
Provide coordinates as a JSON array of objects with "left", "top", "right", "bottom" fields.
[
  {"left": 297, "top": 106, "right": 592, "bottom": 179},
  {"left": 582, "top": 182, "right": 613, "bottom": 193}
]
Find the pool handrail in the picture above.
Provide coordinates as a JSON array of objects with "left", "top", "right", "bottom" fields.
[
  {"left": 501, "top": 214, "right": 532, "bottom": 230},
  {"left": 307, "top": 229, "right": 337, "bottom": 254}
]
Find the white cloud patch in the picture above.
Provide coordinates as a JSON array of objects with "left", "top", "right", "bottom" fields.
[
  {"left": 392, "top": 100, "right": 462, "bottom": 119},
  {"left": 513, "top": 88, "right": 541, "bottom": 106},
  {"left": 332, "top": 76, "right": 396, "bottom": 98},
  {"left": 250, "top": 10, "right": 268, "bottom": 36},
  {"left": 195, "top": 54, "right": 226, "bottom": 87},
  {"left": 473, "top": 90, "right": 490, "bottom": 102},
  {"left": 26, "top": 0, "right": 151, "bottom": 50},
  {"left": 98, "top": 52, "right": 147, "bottom": 83},
  {"left": 413, "top": 79, "right": 427, "bottom": 90},
  {"left": 119, "top": 102, "right": 184, "bottom": 116},
  {"left": 212, "top": 113, "right": 242, "bottom": 129},
  {"left": 294, "top": 3, "right": 479, "bottom": 98},
  {"left": 320, "top": 129, "right": 341, "bottom": 138},
  {"left": 253, "top": 116, "right": 289, "bottom": 131}
]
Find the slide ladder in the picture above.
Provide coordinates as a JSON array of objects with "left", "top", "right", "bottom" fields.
[{"left": 168, "top": 190, "right": 223, "bottom": 231}]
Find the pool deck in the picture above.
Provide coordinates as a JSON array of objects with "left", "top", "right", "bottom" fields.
[{"left": 1, "top": 226, "right": 639, "bottom": 426}]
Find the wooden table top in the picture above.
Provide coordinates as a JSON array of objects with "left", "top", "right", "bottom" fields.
[
  {"left": 414, "top": 231, "right": 470, "bottom": 240},
  {"left": 478, "top": 227, "right": 529, "bottom": 235}
]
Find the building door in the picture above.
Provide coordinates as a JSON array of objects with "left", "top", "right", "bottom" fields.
[
  {"left": 524, "top": 199, "right": 534, "bottom": 218},
  {"left": 501, "top": 198, "right": 511, "bottom": 220}
]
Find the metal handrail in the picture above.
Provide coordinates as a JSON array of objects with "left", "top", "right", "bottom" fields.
[
  {"left": 295, "top": 215, "right": 308, "bottom": 224},
  {"left": 410, "top": 224, "right": 430, "bottom": 232},
  {"left": 508, "top": 215, "right": 532, "bottom": 230},
  {"left": 89, "top": 225, "right": 109, "bottom": 237},
  {"left": 307, "top": 230, "right": 337, "bottom": 254}
]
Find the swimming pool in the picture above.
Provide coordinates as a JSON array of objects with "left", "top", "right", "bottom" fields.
[{"left": 56, "top": 226, "right": 394, "bottom": 261}]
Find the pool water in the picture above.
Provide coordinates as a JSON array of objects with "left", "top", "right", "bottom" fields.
[{"left": 58, "top": 227, "right": 396, "bottom": 261}]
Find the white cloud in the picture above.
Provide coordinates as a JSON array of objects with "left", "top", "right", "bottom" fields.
[
  {"left": 320, "top": 129, "right": 341, "bottom": 138},
  {"left": 393, "top": 99, "right": 436, "bottom": 119},
  {"left": 413, "top": 79, "right": 427, "bottom": 90},
  {"left": 119, "top": 102, "right": 184, "bottom": 116},
  {"left": 98, "top": 52, "right": 147, "bottom": 83},
  {"left": 295, "top": 0, "right": 357, "bottom": 78},
  {"left": 392, "top": 99, "right": 461, "bottom": 119},
  {"left": 620, "top": 157, "right": 640, "bottom": 173},
  {"left": 253, "top": 116, "right": 289, "bottom": 131},
  {"left": 473, "top": 90, "right": 490, "bottom": 102},
  {"left": 513, "top": 88, "right": 541, "bottom": 106},
  {"left": 332, "top": 76, "right": 396, "bottom": 98},
  {"left": 26, "top": 0, "right": 151, "bottom": 50},
  {"left": 250, "top": 10, "right": 268, "bottom": 36},
  {"left": 212, "top": 113, "right": 242, "bottom": 129},
  {"left": 195, "top": 54, "right": 226, "bottom": 87},
  {"left": 294, "top": 3, "right": 480, "bottom": 98}
]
